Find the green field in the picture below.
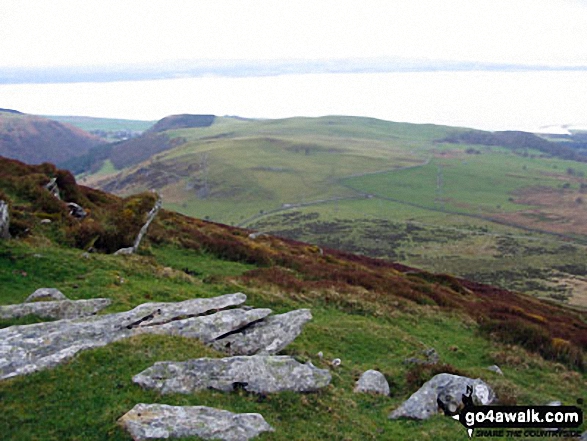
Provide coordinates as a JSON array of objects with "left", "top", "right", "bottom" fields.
[{"left": 82, "top": 116, "right": 587, "bottom": 307}]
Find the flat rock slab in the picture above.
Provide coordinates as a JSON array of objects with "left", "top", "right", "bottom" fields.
[
  {"left": 119, "top": 403, "right": 274, "bottom": 441},
  {"left": 389, "top": 373, "right": 495, "bottom": 420},
  {"left": 0, "top": 298, "right": 112, "bottom": 320},
  {"left": 0, "top": 293, "right": 269, "bottom": 380},
  {"left": 354, "top": 369, "right": 390, "bottom": 396},
  {"left": 133, "top": 355, "right": 332, "bottom": 394},
  {"left": 24, "top": 288, "right": 68, "bottom": 302},
  {"left": 212, "top": 309, "right": 312, "bottom": 355}
]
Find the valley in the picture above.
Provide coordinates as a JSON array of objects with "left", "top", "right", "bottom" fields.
[{"left": 71, "top": 114, "right": 587, "bottom": 307}]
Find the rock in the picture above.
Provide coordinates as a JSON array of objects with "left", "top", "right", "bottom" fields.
[
  {"left": 133, "top": 355, "right": 332, "bottom": 394},
  {"left": 0, "top": 200, "right": 10, "bottom": 239},
  {"left": 248, "top": 232, "right": 268, "bottom": 240},
  {"left": 119, "top": 403, "right": 274, "bottom": 441},
  {"left": 40, "top": 218, "right": 52, "bottom": 224},
  {"left": 354, "top": 369, "right": 390, "bottom": 396},
  {"left": 389, "top": 373, "right": 495, "bottom": 420},
  {"left": 487, "top": 364, "right": 504, "bottom": 375},
  {"left": 24, "top": 287, "right": 68, "bottom": 302},
  {"left": 212, "top": 309, "right": 312, "bottom": 355},
  {"left": 331, "top": 358, "right": 341, "bottom": 367},
  {"left": 580, "top": 430, "right": 587, "bottom": 441},
  {"left": 404, "top": 348, "right": 439, "bottom": 365},
  {"left": 0, "top": 292, "right": 259, "bottom": 380},
  {"left": 0, "top": 298, "right": 111, "bottom": 320},
  {"left": 317, "top": 351, "right": 323, "bottom": 359},
  {"left": 114, "top": 247, "right": 135, "bottom": 255},
  {"left": 45, "top": 178, "right": 60, "bottom": 199},
  {"left": 66, "top": 202, "right": 87, "bottom": 219}
]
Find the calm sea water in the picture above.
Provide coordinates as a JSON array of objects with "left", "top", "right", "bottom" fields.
[{"left": 1, "top": 71, "right": 586, "bottom": 132}]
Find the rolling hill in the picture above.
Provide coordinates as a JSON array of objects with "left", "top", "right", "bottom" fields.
[
  {"left": 0, "top": 110, "right": 103, "bottom": 164},
  {"left": 0, "top": 156, "right": 585, "bottom": 440},
  {"left": 74, "top": 114, "right": 587, "bottom": 307}
]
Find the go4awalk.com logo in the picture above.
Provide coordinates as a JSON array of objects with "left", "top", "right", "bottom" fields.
[{"left": 452, "top": 387, "right": 583, "bottom": 438}]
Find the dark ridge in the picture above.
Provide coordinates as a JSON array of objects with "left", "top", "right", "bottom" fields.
[
  {"left": 438, "top": 129, "right": 587, "bottom": 162},
  {"left": 0, "top": 108, "right": 23, "bottom": 114},
  {"left": 149, "top": 114, "right": 216, "bottom": 133}
]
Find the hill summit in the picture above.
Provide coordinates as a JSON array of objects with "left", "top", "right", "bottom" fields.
[{"left": 148, "top": 114, "right": 216, "bottom": 133}]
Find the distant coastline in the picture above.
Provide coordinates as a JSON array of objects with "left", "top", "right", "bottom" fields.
[{"left": 2, "top": 57, "right": 587, "bottom": 85}]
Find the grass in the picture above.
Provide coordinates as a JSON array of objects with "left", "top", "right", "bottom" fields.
[{"left": 0, "top": 224, "right": 585, "bottom": 440}]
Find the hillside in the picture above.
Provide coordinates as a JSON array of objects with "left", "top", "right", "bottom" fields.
[
  {"left": 0, "top": 110, "right": 103, "bottom": 164},
  {"left": 76, "top": 115, "right": 587, "bottom": 307},
  {"left": 0, "top": 156, "right": 586, "bottom": 440}
]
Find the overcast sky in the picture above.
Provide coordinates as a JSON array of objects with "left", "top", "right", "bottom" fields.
[
  {"left": 1, "top": 0, "right": 586, "bottom": 72},
  {"left": 1, "top": 1, "right": 586, "bottom": 130}
]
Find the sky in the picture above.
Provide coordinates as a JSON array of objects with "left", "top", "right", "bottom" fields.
[{"left": 1, "top": 0, "right": 587, "bottom": 130}]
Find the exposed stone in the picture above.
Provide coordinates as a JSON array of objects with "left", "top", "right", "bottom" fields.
[
  {"left": 40, "top": 218, "right": 52, "bottom": 224},
  {"left": 119, "top": 403, "right": 274, "bottom": 441},
  {"left": 66, "top": 202, "right": 87, "bottom": 219},
  {"left": 0, "top": 292, "right": 263, "bottom": 380},
  {"left": 331, "top": 358, "right": 341, "bottom": 367},
  {"left": 45, "top": 178, "right": 60, "bottom": 199},
  {"left": 580, "top": 430, "right": 587, "bottom": 441},
  {"left": 114, "top": 247, "right": 135, "bottom": 255},
  {"left": 133, "top": 355, "right": 332, "bottom": 395},
  {"left": 354, "top": 369, "right": 390, "bottom": 396},
  {"left": 212, "top": 309, "right": 312, "bottom": 355},
  {"left": 404, "top": 348, "right": 439, "bottom": 365},
  {"left": 389, "top": 373, "right": 495, "bottom": 420},
  {"left": 0, "top": 298, "right": 111, "bottom": 320},
  {"left": 0, "top": 200, "right": 10, "bottom": 239},
  {"left": 487, "top": 365, "right": 504, "bottom": 375},
  {"left": 24, "top": 287, "right": 68, "bottom": 302}
]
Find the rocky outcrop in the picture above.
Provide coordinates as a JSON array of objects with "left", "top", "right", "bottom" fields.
[
  {"left": 389, "top": 373, "right": 495, "bottom": 420},
  {"left": 354, "top": 369, "right": 390, "bottom": 396},
  {"left": 66, "top": 202, "right": 87, "bottom": 219},
  {"left": 133, "top": 355, "right": 332, "bottom": 394},
  {"left": 212, "top": 309, "right": 312, "bottom": 355},
  {"left": 24, "top": 288, "right": 68, "bottom": 302},
  {"left": 487, "top": 365, "right": 504, "bottom": 375},
  {"left": 119, "top": 403, "right": 273, "bottom": 441},
  {"left": 115, "top": 196, "right": 162, "bottom": 255},
  {"left": 0, "top": 200, "right": 9, "bottom": 239},
  {"left": 44, "top": 178, "right": 61, "bottom": 199},
  {"left": 0, "top": 292, "right": 268, "bottom": 380},
  {"left": 0, "top": 298, "right": 112, "bottom": 320}
]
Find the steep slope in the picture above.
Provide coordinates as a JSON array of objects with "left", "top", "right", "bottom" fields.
[
  {"left": 0, "top": 157, "right": 585, "bottom": 440},
  {"left": 0, "top": 110, "right": 103, "bottom": 164}
]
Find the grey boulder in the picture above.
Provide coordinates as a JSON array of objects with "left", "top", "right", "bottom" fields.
[
  {"left": 24, "top": 288, "right": 68, "bottom": 302},
  {"left": 389, "top": 373, "right": 495, "bottom": 420},
  {"left": 119, "top": 403, "right": 274, "bottom": 441},
  {"left": 133, "top": 355, "right": 332, "bottom": 394},
  {"left": 354, "top": 369, "right": 390, "bottom": 396},
  {"left": 0, "top": 293, "right": 267, "bottom": 380},
  {"left": 0, "top": 298, "right": 112, "bottom": 320},
  {"left": 212, "top": 309, "right": 312, "bottom": 355}
]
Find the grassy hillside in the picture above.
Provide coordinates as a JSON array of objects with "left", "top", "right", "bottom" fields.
[
  {"left": 79, "top": 115, "right": 587, "bottom": 307},
  {"left": 0, "top": 110, "right": 103, "bottom": 165},
  {"left": 0, "top": 157, "right": 586, "bottom": 440}
]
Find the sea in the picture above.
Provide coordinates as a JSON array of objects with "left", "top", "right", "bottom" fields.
[{"left": 1, "top": 70, "right": 586, "bottom": 133}]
